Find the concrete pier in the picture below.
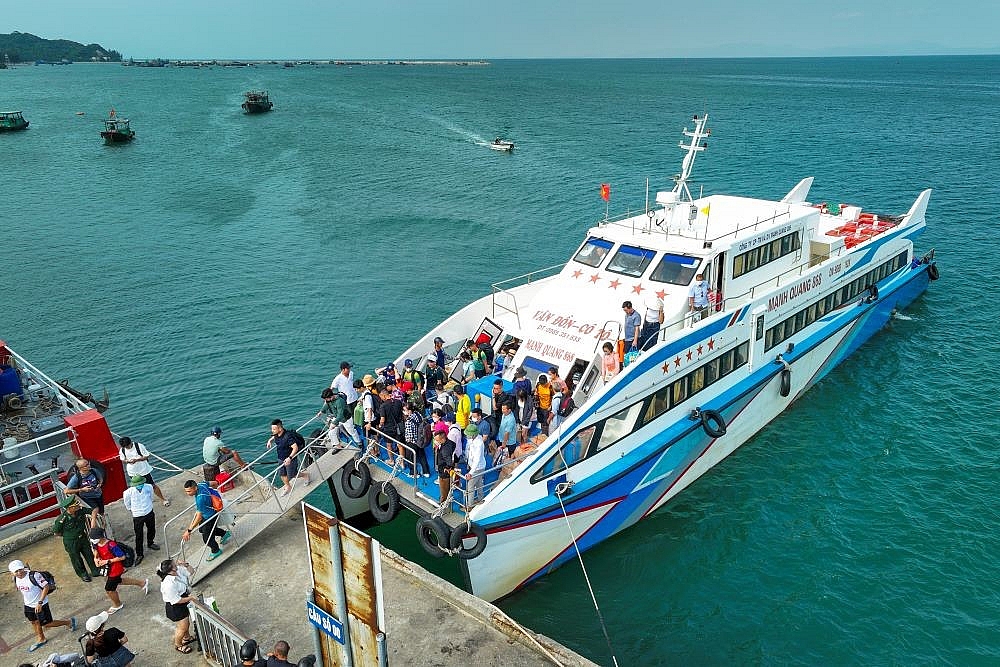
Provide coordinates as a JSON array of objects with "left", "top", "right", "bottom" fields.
[{"left": 0, "top": 465, "right": 597, "bottom": 666}]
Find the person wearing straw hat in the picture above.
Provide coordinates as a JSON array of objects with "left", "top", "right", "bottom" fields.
[
  {"left": 9, "top": 560, "right": 76, "bottom": 653},
  {"left": 52, "top": 495, "right": 101, "bottom": 582},
  {"left": 359, "top": 374, "right": 379, "bottom": 432},
  {"left": 121, "top": 475, "right": 160, "bottom": 566}
]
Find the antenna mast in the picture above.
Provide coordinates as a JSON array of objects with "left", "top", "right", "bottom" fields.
[{"left": 673, "top": 114, "right": 710, "bottom": 202}]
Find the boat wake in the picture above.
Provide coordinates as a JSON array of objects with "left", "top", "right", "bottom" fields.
[
  {"left": 891, "top": 311, "right": 916, "bottom": 321},
  {"left": 416, "top": 112, "right": 506, "bottom": 147}
]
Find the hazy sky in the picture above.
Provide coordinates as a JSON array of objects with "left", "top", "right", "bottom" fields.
[{"left": 5, "top": 0, "right": 998, "bottom": 60}]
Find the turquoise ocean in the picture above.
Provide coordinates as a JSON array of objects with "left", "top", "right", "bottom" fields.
[{"left": 2, "top": 57, "right": 999, "bottom": 665}]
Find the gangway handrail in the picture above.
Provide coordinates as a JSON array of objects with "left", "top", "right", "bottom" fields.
[
  {"left": 364, "top": 426, "right": 419, "bottom": 477},
  {"left": 162, "top": 438, "right": 331, "bottom": 568},
  {"left": 188, "top": 596, "right": 254, "bottom": 667}
]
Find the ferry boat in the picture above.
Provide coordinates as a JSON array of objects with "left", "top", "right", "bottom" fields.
[
  {"left": 0, "top": 110, "right": 29, "bottom": 132},
  {"left": 489, "top": 137, "right": 514, "bottom": 152},
  {"left": 0, "top": 342, "right": 125, "bottom": 539},
  {"left": 241, "top": 90, "right": 273, "bottom": 113},
  {"left": 100, "top": 109, "right": 135, "bottom": 144},
  {"left": 340, "top": 114, "right": 938, "bottom": 602}
]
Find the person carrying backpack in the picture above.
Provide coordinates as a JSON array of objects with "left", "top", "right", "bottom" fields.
[
  {"left": 88, "top": 527, "right": 148, "bottom": 614},
  {"left": 266, "top": 419, "right": 310, "bottom": 495},
  {"left": 403, "top": 402, "right": 432, "bottom": 477},
  {"left": 9, "top": 559, "right": 76, "bottom": 653},
  {"left": 181, "top": 479, "right": 231, "bottom": 562},
  {"left": 319, "top": 387, "right": 361, "bottom": 448},
  {"left": 447, "top": 420, "right": 466, "bottom": 467}
]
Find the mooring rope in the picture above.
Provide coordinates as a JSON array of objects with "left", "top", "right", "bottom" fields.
[{"left": 555, "top": 482, "right": 619, "bottom": 667}]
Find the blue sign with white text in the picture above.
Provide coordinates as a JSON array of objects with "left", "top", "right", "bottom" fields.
[{"left": 307, "top": 600, "right": 345, "bottom": 644}]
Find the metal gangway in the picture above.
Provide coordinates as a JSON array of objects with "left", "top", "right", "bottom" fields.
[{"left": 160, "top": 427, "right": 359, "bottom": 582}]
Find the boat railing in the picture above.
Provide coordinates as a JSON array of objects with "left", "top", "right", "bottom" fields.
[
  {"left": 0, "top": 468, "right": 66, "bottom": 527},
  {"left": 6, "top": 347, "right": 90, "bottom": 413},
  {"left": 490, "top": 264, "right": 563, "bottom": 328},
  {"left": 363, "top": 426, "right": 421, "bottom": 479}
]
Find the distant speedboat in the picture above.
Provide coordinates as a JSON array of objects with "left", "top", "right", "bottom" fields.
[
  {"left": 0, "top": 111, "right": 29, "bottom": 132},
  {"left": 489, "top": 137, "right": 514, "bottom": 152},
  {"left": 100, "top": 109, "right": 135, "bottom": 144},
  {"left": 241, "top": 90, "right": 273, "bottom": 113}
]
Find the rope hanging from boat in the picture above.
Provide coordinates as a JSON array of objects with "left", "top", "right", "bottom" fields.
[{"left": 555, "top": 482, "right": 620, "bottom": 667}]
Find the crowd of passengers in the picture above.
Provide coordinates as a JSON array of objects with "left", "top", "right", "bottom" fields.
[{"left": 319, "top": 336, "right": 577, "bottom": 507}]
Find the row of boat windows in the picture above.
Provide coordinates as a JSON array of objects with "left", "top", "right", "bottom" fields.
[
  {"left": 573, "top": 238, "right": 701, "bottom": 286},
  {"left": 530, "top": 341, "right": 751, "bottom": 483},
  {"left": 760, "top": 251, "right": 909, "bottom": 352},
  {"left": 732, "top": 231, "right": 802, "bottom": 279}
]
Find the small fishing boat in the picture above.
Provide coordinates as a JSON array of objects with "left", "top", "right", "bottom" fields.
[
  {"left": 242, "top": 90, "right": 273, "bottom": 113},
  {"left": 489, "top": 137, "right": 514, "bottom": 152},
  {"left": 100, "top": 109, "right": 135, "bottom": 144},
  {"left": 0, "top": 111, "right": 29, "bottom": 132}
]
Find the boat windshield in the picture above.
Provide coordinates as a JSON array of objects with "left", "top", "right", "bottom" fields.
[
  {"left": 606, "top": 245, "right": 656, "bottom": 277},
  {"left": 649, "top": 252, "right": 701, "bottom": 285},
  {"left": 572, "top": 237, "right": 613, "bottom": 268}
]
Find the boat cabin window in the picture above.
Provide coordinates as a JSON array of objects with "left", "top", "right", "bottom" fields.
[
  {"left": 649, "top": 253, "right": 701, "bottom": 285},
  {"left": 531, "top": 342, "right": 755, "bottom": 484},
  {"left": 606, "top": 245, "right": 656, "bottom": 278},
  {"left": 763, "top": 251, "right": 908, "bottom": 352},
  {"left": 593, "top": 402, "right": 645, "bottom": 453},
  {"left": 640, "top": 341, "right": 751, "bottom": 427},
  {"left": 732, "top": 230, "right": 802, "bottom": 279},
  {"left": 573, "top": 237, "right": 614, "bottom": 268},
  {"left": 532, "top": 425, "right": 598, "bottom": 480}
]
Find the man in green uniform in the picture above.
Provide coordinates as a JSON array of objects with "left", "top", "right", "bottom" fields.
[{"left": 52, "top": 495, "right": 101, "bottom": 582}]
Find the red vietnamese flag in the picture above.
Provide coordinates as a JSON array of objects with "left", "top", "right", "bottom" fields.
[{"left": 600, "top": 183, "right": 610, "bottom": 202}]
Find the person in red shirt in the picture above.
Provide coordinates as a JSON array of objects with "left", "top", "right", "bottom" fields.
[{"left": 89, "top": 528, "right": 148, "bottom": 614}]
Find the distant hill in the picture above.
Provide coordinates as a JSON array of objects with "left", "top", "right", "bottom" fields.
[{"left": 0, "top": 31, "right": 121, "bottom": 63}]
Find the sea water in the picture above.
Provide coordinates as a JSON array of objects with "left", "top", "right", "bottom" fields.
[{"left": 2, "top": 56, "right": 999, "bottom": 665}]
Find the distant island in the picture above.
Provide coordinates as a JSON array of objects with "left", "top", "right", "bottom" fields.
[{"left": 0, "top": 31, "right": 121, "bottom": 64}]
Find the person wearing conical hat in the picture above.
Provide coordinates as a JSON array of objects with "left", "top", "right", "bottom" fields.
[
  {"left": 52, "top": 495, "right": 101, "bottom": 582},
  {"left": 121, "top": 475, "right": 160, "bottom": 566}
]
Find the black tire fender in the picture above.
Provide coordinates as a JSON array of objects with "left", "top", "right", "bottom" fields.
[
  {"left": 700, "top": 409, "right": 727, "bottom": 438},
  {"left": 927, "top": 263, "right": 939, "bottom": 280},
  {"left": 340, "top": 460, "right": 371, "bottom": 499},
  {"left": 368, "top": 481, "right": 400, "bottom": 523},
  {"left": 448, "top": 521, "right": 488, "bottom": 560},
  {"left": 779, "top": 368, "right": 791, "bottom": 398},
  {"left": 416, "top": 516, "right": 451, "bottom": 558}
]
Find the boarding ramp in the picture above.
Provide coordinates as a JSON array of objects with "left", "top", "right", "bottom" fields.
[{"left": 153, "top": 433, "right": 358, "bottom": 583}]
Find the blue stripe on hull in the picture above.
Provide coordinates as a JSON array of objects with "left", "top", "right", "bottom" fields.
[{"left": 485, "top": 264, "right": 932, "bottom": 592}]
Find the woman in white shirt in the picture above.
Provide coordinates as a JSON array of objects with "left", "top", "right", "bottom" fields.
[{"left": 156, "top": 559, "right": 196, "bottom": 654}]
